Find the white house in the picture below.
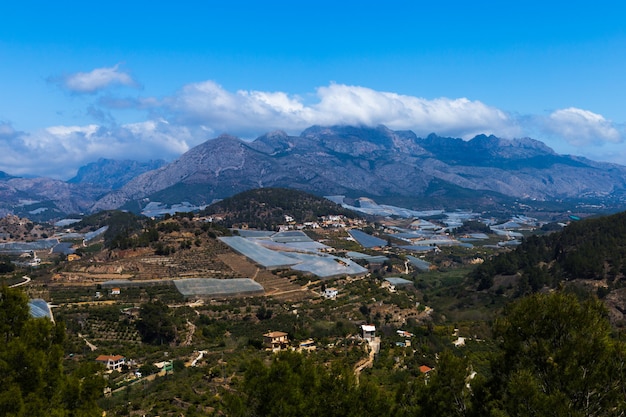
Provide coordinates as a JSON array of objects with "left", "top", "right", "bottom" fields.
[
  {"left": 96, "top": 354, "right": 126, "bottom": 371},
  {"left": 361, "top": 324, "right": 376, "bottom": 342},
  {"left": 322, "top": 287, "right": 338, "bottom": 299}
]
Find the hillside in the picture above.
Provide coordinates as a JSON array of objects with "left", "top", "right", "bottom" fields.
[
  {"left": 468, "top": 210, "right": 626, "bottom": 322},
  {"left": 200, "top": 187, "right": 360, "bottom": 229},
  {"left": 68, "top": 158, "right": 167, "bottom": 190}
]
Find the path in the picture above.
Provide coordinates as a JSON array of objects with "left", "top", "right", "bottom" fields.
[
  {"left": 354, "top": 337, "right": 380, "bottom": 383},
  {"left": 78, "top": 333, "right": 98, "bottom": 351},
  {"left": 9, "top": 275, "right": 30, "bottom": 288},
  {"left": 182, "top": 319, "right": 196, "bottom": 346}
]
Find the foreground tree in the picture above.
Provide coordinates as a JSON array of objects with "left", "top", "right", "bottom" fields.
[
  {"left": 484, "top": 291, "right": 626, "bottom": 416},
  {"left": 0, "top": 286, "right": 105, "bottom": 416},
  {"left": 227, "top": 350, "right": 393, "bottom": 417}
]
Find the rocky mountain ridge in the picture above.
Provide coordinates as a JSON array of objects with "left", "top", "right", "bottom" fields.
[
  {"left": 2, "top": 125, "right": 626, "bottom": 218},
  {"left": 92, "top": 125, "right": 626, "bottom": 211}
]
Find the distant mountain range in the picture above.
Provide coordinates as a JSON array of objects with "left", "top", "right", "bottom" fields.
[{"left": 2, "top": 125, "right": 626, "bottom": 220}]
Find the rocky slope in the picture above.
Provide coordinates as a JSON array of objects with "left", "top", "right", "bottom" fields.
[
  {"left": 3, "top": 125, "right": 626, "bottom": 218},
  {"left": 68, "top": 158, "right": 166, "bottom": 190},
  {"left": 92, "top": 125, "right": 626, "bottom": 211}
]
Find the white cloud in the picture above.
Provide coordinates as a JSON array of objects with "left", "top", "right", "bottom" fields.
[
  {"left": 312, "top": 84, "right": 519, "bottom": 138},
  {"left": 55, "top": 64, "right": 138, "bottom": 94},
  {"left": 166, "top": 80, "right": 312, "bottom": 133},
  {"left": 544, "top": 107, "right": 622, "bottom": 146},
  {"left": 0, "top": 120, "right": 197, "bottom": 179},
  {"left": 165, "top": 81, "right": 520, "bottom": 139}
]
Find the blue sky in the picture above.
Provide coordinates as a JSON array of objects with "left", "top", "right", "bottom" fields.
[{"left": 1, "top": 1, "right": 625, "bottom": 178}]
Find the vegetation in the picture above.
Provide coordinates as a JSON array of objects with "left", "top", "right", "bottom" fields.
[
  {"left": 0, "top": 286, "right": 105, "bottom": 416},
  {"left": 469, "top": 210, "right": 626, "bottom": 297},
  {"left": 201, "top": 187, "right": 359, "bottom": 229},
  {"left": 137, "top": 300, "right": 177, "bottom": 345},
  {"left": 223, "top": 291, "right": 626, "bottom": 417},
  {"left": 6, "top": 199, "right": 626, "bottom": 415}
]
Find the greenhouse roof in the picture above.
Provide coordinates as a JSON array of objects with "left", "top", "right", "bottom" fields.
[
  {"left": 397, "top": 245, "right": 435, "bottom": 252},
  {"left": 29, "top": 299, "right": 53, "bottom": 320},
  {"left": 173, "top": 278, "right": 264, "bottom": 297},
  {"left": 0, "top": 238, "right": 58, "bottom": 253},
  {"left": 348, "top": 229, "right": 387, "bottom": 248},
  {"left": 271, "top": 230, "right": 314, "bottom": 243},
  {"left": 385, "top": 277, "right": 414, "bottom": 286},
  {"left": 285, "top": 252, "right": 368, "bottom": 278},
  {"left": 234, "top": 229, "right": 275, "bottom": 238},
  {"left": 346, "top": 251, "right": 389, "bottom": 263},
  {"left": 219, "top": 236, "right": 300, "bottom": 269},
  {"left": 406, "top": 255, "right": 432, "bottom": 271}
]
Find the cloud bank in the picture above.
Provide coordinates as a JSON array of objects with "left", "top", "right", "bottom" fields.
[
  {"left": 2, "top": 74, "right": 625, "bottom": 179},
  {"left": 165, "top": 81, "right": 520, "bottom": 139},
  {"left": 0, "top": 121, "right": 193, "bottom": 179}
]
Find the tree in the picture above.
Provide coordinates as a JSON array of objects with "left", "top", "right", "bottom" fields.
[
  {"left": 137, "top": 300, "right": 176, "bottom": 345},
  {"left": 0, "top": 286, "right": 105, "bottom": 416},
  {"left": 228, "top": 351, "right": 392, "bottom": 417},
  {"left": 0, "top": 285, "right": 30, "bottom": 343},
  {"left": 485, "top": 291, "right": 626, "bottom": 416}
]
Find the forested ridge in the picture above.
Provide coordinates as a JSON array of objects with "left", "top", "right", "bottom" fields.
[
  {"left": 470, "top": 210, "right": 626, "bottom": 295},
  {"left": 201, "top": 187, "right": 359, "bottom": 229}
]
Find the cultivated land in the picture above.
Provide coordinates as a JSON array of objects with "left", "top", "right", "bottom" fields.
[{"left": 1, "top": 202, "right": 611, "bottom": 416}]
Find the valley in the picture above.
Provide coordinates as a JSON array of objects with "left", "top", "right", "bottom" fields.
[{"left": 3, "top": 187, "right": 625, "bottom": 415}]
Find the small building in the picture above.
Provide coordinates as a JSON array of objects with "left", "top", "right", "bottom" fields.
[
  {"left": 297, "top": 339, "right": 316, "bottom": 352},
  {"left": 419, "top": 365, "right": 433, "bottom": 374},
  {"left": 111, "top": 288, "right": 121, "bottom": 295},
  {"left": 322, "top": 287, "right": 338, "bottom": 299},
  {"left": 361, "top": 324, "right": 376, "bottom": 342},
  {"left": 96, "top": 355, "right": 126, "bottom": 371},
  {"left": 264, "top": 331, "right": 289, "bottom": 351},
  {"left": 155, "top": 360, "right": 174, "bottom": 373}
]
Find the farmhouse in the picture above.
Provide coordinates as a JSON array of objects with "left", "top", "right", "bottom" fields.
[
  {"left": 96, "top": 355, "right": 126, "bottom": 371},
  {"left": 264, "top": 331, "right": 289, "bottom": 351}
]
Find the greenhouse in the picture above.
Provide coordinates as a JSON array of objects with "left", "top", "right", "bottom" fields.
[
  {"left": 234, "top": 229, "right": 275, "bottom": 238},
  {"left": 385, "top": 277, "right": 414, "bottom": 287},
  {"left": 406, "top": 255, "right": 432, "bottom": 271},
  {"left": 0, "top": 238, "right": 58, "bottom": 253},
  {"left": 173, "top": 278, "right": 264, "bottom": 298},
  {"left": 270, "top": 230, "right": 313, "bottom": 243},
  {"left": 286, "top": 252, "right": 368, "bottom": 278},
  {"left": 346, "top": 251, "right": 389, "bottom": 263},
  {"left": 348, "top": 229, "right": 387, "bottom": 248},
  {"left": 29, "top": 299, "right": 54, "bottom": 321},
  {"left": 219, "top": 236, "right": 300, "bottom": 269}
]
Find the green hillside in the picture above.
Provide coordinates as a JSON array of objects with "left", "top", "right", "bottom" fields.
[
  {"left": 470, "top": 210, "right": 626, "bottom": 297},
  {"left": 200, "top": 187, "right": 360, "bottom": 229}
]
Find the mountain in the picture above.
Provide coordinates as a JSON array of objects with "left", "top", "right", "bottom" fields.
[
  {"left": 2, "top": 125, "right": 626, "bottom": 219},
  {"left": 68, "top": 158, "right": 167, "bottom": 190},
  {"left": 92, "top": 125, "right": 626, "bottom": 212},
  {"left": 0, "top": 176, "right": 107, "bottom": 220},
  {"left": 0, "top": 159, "right": 165, "bottom": 220}
]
